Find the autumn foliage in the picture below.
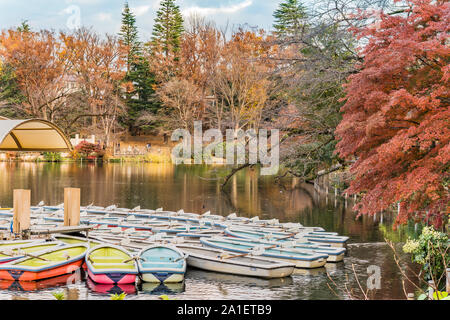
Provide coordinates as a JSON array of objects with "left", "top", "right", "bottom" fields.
[
  {"left": 336, "top": 0, "right": 450, "bottom": 227},
  {"left": 74, "top": 141, "right": 104, "bottom": 160}
]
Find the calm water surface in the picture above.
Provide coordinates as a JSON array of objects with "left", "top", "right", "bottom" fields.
[{"left": 0, "top": 162, "right": 421, "bottom": 300}]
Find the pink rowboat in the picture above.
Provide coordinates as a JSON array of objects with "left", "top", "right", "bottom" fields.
[{"left": 85, "top": 244, "right": 138, "bottom": 285}]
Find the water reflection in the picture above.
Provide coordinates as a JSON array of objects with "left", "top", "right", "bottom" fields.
[
  {"left": 140, "top": 282, "right": 185, "bottom": 295},
  {"left": 0, "top": 162, "right": 421, "bottom": 300},
  {"left": 86, "top": 277, "right": 137, "bottom": 296},
  {"left": 0, "top": 273, "right": 73, "bottom": 292},
  {"left": 186, "top": 269, "right": 294, "bottom": 289},
  {"left": 0, "top": 162, "right": 408, "bottom": 243}
]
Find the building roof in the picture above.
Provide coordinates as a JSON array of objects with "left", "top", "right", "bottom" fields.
[{"left": 0, "top": 118, "right": 72, "bottom": 152}]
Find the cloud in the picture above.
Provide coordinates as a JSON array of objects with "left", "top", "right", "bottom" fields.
[
  {"left": 182, "top": 0, "right": 253, "bottom": 16},
  {"left": 131, "top": 5, "right": 151, "bottom": 17},
  {"left": 95, "top": 12, "right": 112, "bottom": 21}
]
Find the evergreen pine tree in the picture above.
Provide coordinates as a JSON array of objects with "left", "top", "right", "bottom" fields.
[
  {"left": 151, "top": 0, "right": 184, "bottom": 56},
  {"left": 118, "top": 2, "right": 159, "bottom": 134},
  {"left": 17, "top": 20, "right": 31, "bottom": 33},
  {"left": 273, "top": 0, "right": 307, "bottom": 37},
  {"left": 119, "top": 2, "right": 140, "bottom": 74}
]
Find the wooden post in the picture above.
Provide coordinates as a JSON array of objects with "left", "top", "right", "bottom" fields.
[
  {"left": 428, "top": 280, "right": 435, "bottom": 300},
  {"left": 13, "top": 189, "right": 31, "bottom": 235},
  {"left": 446, "top": 268, "right": 450, "bottom": 294},
  {"left": 64, "top": 188, "right": 80, "bottom": 227}
]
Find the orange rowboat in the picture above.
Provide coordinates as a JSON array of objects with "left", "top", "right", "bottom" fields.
[{"left": 0, "top": 244, "right": 88, "bottom": 282}]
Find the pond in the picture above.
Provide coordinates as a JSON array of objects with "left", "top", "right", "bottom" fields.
[{"left": 0, "top": 162, "right": 421, "bottom": 300}]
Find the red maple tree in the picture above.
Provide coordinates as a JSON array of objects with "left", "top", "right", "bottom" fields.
[{"left": 336, "top": 0, "right": 449, "bottom": 227}]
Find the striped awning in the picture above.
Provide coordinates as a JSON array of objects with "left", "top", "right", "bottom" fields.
[{"left": 0, "top": 118, "right": 72, "bottom": 152}]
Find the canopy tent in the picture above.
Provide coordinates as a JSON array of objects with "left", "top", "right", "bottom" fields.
[{"left": 0, "top": 118, "right": 72, "bottom": 152}]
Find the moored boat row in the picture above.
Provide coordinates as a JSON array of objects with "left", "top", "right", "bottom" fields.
[{"left": 0, "top": 204, "right": 350, "bottom": 287}]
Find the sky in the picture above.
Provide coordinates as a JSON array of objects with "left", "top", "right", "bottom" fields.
[{"left": 0, "top": 0, "right": 285, "bottom": 40}]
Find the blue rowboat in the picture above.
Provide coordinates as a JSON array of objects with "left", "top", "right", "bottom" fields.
[
  {"left": 297, "top": 233, "right": 349, "bottom": 248},
  {"left": 137, "top": 245, "right": 187, "bottom": 283},
  {"left": 224, "top": 227, "right": 348, "bottom": 247},
  {"left": 213, "top": 237, "right": 346, "bottom": 262},
  {"left": 200, "top": 237, "right": 328, "bottom": 269}
]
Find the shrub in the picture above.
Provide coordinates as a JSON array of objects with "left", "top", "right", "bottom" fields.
[
  {"left": 403, "top": 226, "right": 449, "bottom": 283},
  {"left": 74, "top": 141, "right": 104, "bottom": 160}
]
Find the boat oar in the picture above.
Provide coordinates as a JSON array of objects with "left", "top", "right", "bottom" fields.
[
  {"left": 173, "top": 255, "right": 188, "bottom": 263},
  {"left": 23, "top": 252, "right": 49, "bottom": 262},
  {"left": 122, "top": 256, "right": 143, "bottom": 264},
  {"left": 0, "top": 250, "right": 49, "bottom": 262},
  {"left": 272, "top": 233, "right": 297, "bottom": 242},
  {"left": 0, "top": 250, "right": 16, "bottom": 258},
  {"left": 221, "top": 245, "right": 278, "bottom": 260}
]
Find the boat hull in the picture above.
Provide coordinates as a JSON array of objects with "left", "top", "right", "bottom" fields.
[
  {"left": 87, "top": 269, "right": 136, "bottom": 285},
  {"left": 186, "top": 255, "right": 294, "bottom": 279},
  {"left": 140, "top": 272, "right": 184, "bottom": 283},
  {"left": 0, "top": 259, "right": 83, "bottom": 282}
]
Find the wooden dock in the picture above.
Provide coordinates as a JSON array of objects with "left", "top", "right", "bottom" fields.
[{"left": 30, "top": 225, "right": 93, "bottom": 236}]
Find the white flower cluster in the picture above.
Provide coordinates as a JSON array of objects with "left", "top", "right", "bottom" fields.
[{"left": 403, "top": 239, "right": 420, "bottom": 254}]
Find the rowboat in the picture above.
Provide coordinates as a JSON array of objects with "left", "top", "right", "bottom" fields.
[
  {"left": 178, "top": 245, "right": 295, "bottom": 278},
  {"left": 200, "top": 238, "right": 328, "bottom": 269},
  {"left": 89, "top": 232, "right": 201, "bottom": 250},
  {"left": 225, "top": 227, "right": 348, "bottom": 247},
  {"left": 0, "top": 241, "right": 63, "bottom": 264},
  {"left": 209, "top": 237, "right": 346, "bottom": 262},
  {"left": 0, "top": 244, "right": 88, "bottom": 281},
  {"left": 0, "top": 240, "right": 44, "bottom": 249},
  {"left": 228, "top": 222, "right": 327, "bottom": 234},
  {"left": 298, "top": 233, "right": 349, "bottom": 248},
  {"left": 85, "top": 244, "right": 138, "bottom": 285},
  {"left": 137, "top": 245, "right": 187, "bottom": 283},
  {"left": 53, "top": 234, "right": 103, "bottom": 248}
]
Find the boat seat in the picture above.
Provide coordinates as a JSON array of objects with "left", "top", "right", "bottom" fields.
[
  {"left": 91, "top": 262, "right": 134, "bottom": 269},
  {"left": 141, "top": 261, "right": 182, "bottom": 266},
  {"left": 90, "top": 257, "right": 128, "bottom": 263}
]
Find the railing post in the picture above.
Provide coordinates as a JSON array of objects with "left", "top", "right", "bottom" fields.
[
  {"left": 13, "top": 189, "right": 31, "bottom": 236},
  {"left": 447, "top": 268, "right": 450, "bottom": 294},
  {"left": 428, "top": 280, "right": 435, "bottom": 300},
  {"left": 64, "top": 188, "right": 80, "bottom": 227}
]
